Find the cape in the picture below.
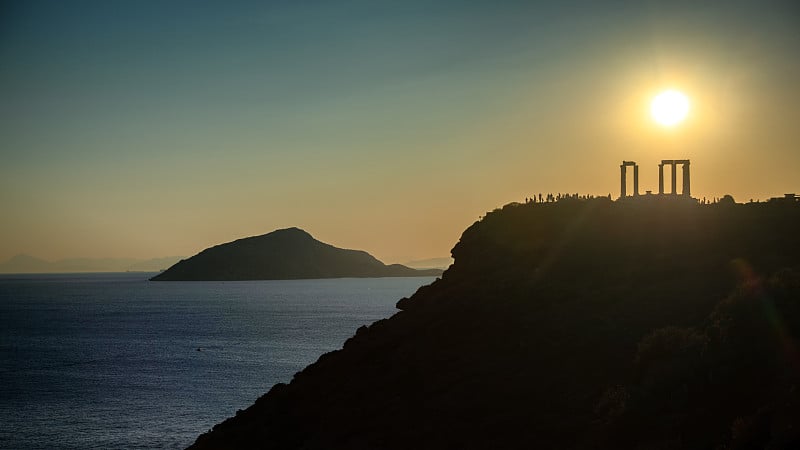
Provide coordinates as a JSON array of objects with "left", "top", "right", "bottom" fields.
[{"left": 188, "top": 198, "right": 800, "bottom": 449}]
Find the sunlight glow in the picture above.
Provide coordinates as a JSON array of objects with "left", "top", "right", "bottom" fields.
[{"left": 651, "top": 90, "right": 690, "bottom": 127}]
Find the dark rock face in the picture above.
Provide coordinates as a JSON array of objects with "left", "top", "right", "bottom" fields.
[
  {"left": 151, "top": 227, "right": 441, "bottom": 281},
  {"left": 187, "top": 200, "right": 800, "bottom": 449}
]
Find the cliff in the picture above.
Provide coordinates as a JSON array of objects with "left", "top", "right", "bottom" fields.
[
  {"left": 188, "top": 198, "right": 800, "bottom": 449},
  {"left": 151, "top": 227, "right": 442, "bottom": 281}
]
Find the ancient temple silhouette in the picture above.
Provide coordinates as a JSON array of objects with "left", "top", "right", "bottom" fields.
[
  {"left": 619, "top": 161, "right": 639, "bottom": 197},
  {"left": 658, "top": 159, "right": 690, "bottom": 196},
  {"left": 620, "top": 159, "right": 691, "bottom": 199}
]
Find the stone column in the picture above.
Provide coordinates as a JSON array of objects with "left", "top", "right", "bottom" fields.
[
  {"left": 658, "top": 163, "right": 664, "bottom": 195},
  {"left": 633, "top": 165, "right": 639, "bottom": 196},
  {"left": 620, "top": 164, "right": 627, "bottom": 198},
  {"left": 682, "top": 161, "right": 691, "bottom": 197},
  {"left": 671, "top": 161, "right": 677, "bottom": 195}
]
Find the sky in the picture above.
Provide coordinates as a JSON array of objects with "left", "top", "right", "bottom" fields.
[{"left": 1, "top": 0, "right": 799, "bottom": 264}]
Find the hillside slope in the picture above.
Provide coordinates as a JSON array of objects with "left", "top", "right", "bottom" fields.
[
  {"left": 188, "top": 198, "right": 800, "bottom": 449},
  {"left": 151, "top": 227, "right": 441, "bottom": 281}
]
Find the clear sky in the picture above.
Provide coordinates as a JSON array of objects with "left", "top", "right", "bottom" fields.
[{"left": 1, "top": 0, "right": 799, "bottom": 264}]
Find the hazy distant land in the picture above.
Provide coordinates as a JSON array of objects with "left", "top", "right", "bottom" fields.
[
  {"left": 402, "top": 257, "right": 453, "bottom": 270},
  {"left": 0, "top": 254, "right": 183, "bottom": 274},
  {"left": 189, "top": 197, "right": 800, "bottom": 450},
  {"left": 152, "top": 227, "right": 443, "bottom": 281}
]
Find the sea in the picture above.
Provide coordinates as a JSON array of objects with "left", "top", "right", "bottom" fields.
[{"left": 0, "top": 273, "right": 435, "bottom": 450}]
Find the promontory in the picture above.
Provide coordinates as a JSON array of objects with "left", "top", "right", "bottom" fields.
[{"left": 188, "top": 197, "right": 800, "bottom": 449}]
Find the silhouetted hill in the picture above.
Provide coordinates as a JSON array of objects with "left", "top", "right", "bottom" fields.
[
  {"left": 151, "top": 228, "right": 442, "bottom": 281},
  {"left": 188, "top": 199, "right": 800, "bottom": 449}
]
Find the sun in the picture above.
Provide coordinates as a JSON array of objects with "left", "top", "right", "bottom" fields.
[{"left": 650, "top": 89, "right": 690, "bottom": 127}]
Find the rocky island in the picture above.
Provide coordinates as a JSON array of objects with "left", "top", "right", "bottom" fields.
[
  {"left": 188, "top": 197, "right": 800, "bottom": 449},
  {"left": 151, "top": 227, "right": 442, "bottom": 281}
]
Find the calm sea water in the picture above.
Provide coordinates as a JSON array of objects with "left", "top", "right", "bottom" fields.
[{"left": 0, "top": 273, "right": 434, "bottom": 450}]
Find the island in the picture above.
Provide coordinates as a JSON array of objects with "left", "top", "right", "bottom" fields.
[
  {"left": 188, "top": 197, "right": 800, "bottom": 449},
  {"left": 150, "top": 227, "right": 443, "bottom": 281}
]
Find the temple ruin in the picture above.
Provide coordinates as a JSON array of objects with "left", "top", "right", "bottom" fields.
[
  {"left": 620, "top": 161, "right": 639, "bottom": 197},
  {"left": 658, "top": 159, "right": 690, "bottom": 197},
  {"left": 620, "top": 159, "right": 691, "bottom": 199}
]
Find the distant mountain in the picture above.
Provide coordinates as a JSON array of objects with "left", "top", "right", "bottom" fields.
[
  {"left": 0, "top": 254, "right": 53, "bottom": 273},
  {"left": 0, "top": 255, "right": 182, "bottom": 274},
  {"left": 151, "top": 227, "right": 443, "bottom": 281},
  {"left": 125, "top": 257, "right": 185, "bottom": 272},
  {"left": 403, "top": 257, "right": 453, "bottom": 270}
]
